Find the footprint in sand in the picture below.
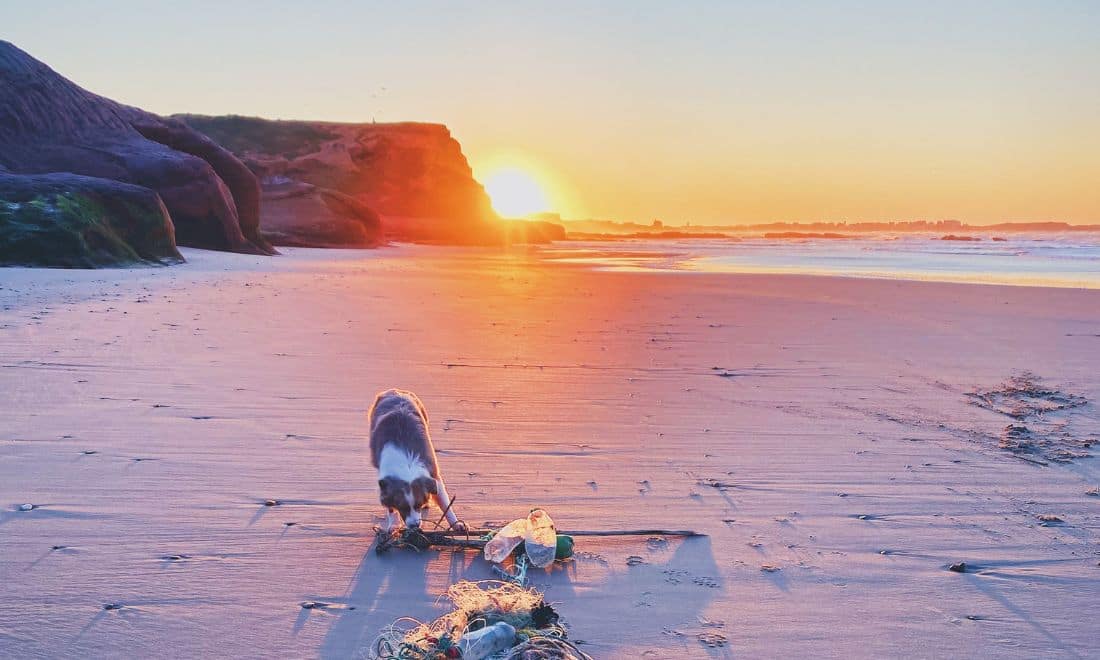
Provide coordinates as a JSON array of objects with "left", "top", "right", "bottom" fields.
[
  {"left": 646, "top": 536, "right": 670, "bottom": 551},
  {"left": 573, "top": 551, "right": 608, "bottom": 565}
]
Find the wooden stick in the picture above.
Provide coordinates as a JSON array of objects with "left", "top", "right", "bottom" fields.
[
  {"left": 435, "top": 538, "right": 487, "bottom": 550},
  {"left": 562, "top": 529, "right": 706, "bottom": 537},
  {"left": 375, "top": 527, "right": 707, "bottom": 556},
  {"left": 432, "top": 495, "right": 458, "bottom": 530},
  {"left": 428, "top": 528, "right": 706, "bottom": 538}
]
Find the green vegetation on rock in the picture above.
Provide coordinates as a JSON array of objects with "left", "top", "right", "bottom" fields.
[
  {"left": 0, "top": 174, "right": 184, "bottom": 268},
  {"left": 176, "top": 114, "right": 337, "bottom": 159}
]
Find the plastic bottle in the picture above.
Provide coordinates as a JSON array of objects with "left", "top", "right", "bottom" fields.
[
  {"left": 524, "top": 508, "right": 557, "bottom": 568},
  {"left": 457, "top": 622, "right": 516, "bottom": 659},
  {"left": 483, "top": 518, "right": 529, "bottom": 563}
]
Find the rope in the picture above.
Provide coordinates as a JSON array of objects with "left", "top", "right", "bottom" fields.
[{"left": 370, "top": 581, "right": 584, "bottom": 660}]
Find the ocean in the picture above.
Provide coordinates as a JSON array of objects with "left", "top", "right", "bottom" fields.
[{"left": 549, "top": 234, "right": 1100, "bottom": 289}]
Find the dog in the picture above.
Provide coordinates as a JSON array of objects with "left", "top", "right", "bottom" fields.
[{"left": 368, "top": 388, "right": 462, "bottom": 532}]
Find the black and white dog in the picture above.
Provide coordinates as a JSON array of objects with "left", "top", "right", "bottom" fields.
[{"left": 368, "top": 389, "right": 462, "bottom": 532}]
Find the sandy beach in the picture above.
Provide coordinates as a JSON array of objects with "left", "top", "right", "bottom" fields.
[{"left": 1, "top": 246, "right": 1098, "bottom": 659}]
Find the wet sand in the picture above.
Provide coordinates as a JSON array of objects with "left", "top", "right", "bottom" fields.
[{"left": 1, "top": 245, "right": 1098, "bottom": 658}]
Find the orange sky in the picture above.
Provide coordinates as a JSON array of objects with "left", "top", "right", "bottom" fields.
[{"left": 7, "top": 2, "right": 1099, "bottom": 225}]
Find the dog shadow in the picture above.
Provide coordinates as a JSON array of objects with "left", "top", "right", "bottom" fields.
[{"left": 319, "top": 536, "right": 492, "bottom": 658}]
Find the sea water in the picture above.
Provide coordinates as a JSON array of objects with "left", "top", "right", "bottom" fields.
[{"left": 549, "top": 234, "right": 1100, "bottom": 289}]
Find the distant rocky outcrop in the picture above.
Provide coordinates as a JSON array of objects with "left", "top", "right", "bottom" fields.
[
  {"left": 506, "top": 219, "right": 567, "bottom": 244},
  {"left": 0, "top": 41, "right": 275, "bottom": 266},
  {"left": 764, "top": 232, "right": 850, "bottom": 239},
  {"left": 178, "top": 115, "right": 553, "bottom": 245},
  {"left": 0, "top": 172, "right": 182, "bottom": 268}
]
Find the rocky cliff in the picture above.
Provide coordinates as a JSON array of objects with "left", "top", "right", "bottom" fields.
[
  {"left": 0, "top": 41, "right": 275, "bottom": 265},
  {"left": 177, "top": 115, "right": 511, "bottom": 244}
]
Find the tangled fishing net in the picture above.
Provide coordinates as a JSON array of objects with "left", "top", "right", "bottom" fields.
[{"left": 371, "top": 580, "right": 592, "bottom": 660}]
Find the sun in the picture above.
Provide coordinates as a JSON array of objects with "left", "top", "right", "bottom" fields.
[{"left": 483, "top": 167, "right": 550, "bottom": 218}]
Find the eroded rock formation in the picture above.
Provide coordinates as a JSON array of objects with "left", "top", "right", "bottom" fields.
[{"left": 0, "top": 41, "right": 274, "bottom": 265}]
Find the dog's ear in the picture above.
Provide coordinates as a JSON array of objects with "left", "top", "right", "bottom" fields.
[
  {"left": 412, "top": 476, "right": 438, "bottom": 495},
  {"left": 378, "top": 476, "right": 399, "bottom": 494}
]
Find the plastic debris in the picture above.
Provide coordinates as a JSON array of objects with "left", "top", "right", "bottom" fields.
[
  {"left": 524, "top": 508, "right": 558, "bottom": 568},
  {"left": 371, "top": 580, "right": 592, "bottom": 660},
  {"left": 456, "top": 621, "right": 516, "bottom": 659},
  {"left": 484, "top": 517, "right": 530, "bottom": 563}
]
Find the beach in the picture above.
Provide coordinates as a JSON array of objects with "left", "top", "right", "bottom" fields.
[{"left": 1, "top": 245, "right": 1098, "bottom": 659}]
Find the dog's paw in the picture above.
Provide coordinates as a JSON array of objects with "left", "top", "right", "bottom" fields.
[{"left": 451, "top": 521, "right": 468, "bottom": 533}]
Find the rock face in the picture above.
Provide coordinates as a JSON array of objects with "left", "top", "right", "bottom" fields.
[
  {"left": 178, "top": 115, "right": 522, "bottom": 245},
  {"left": 260, "top": 178, "right": 382, "bottom": 248},
  {"left": 0, "top": 41, "right": 275, "bottom": 262},
  {"left": 0, "top": 172, "right": 183, "bottom": 268}
]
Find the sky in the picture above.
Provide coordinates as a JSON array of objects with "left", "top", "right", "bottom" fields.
[{"left": 5, "top": 1, "right": 1099, "bottom": 225}]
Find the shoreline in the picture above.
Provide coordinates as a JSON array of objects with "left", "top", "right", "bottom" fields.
[
  {"left": 5, "top": 236, "right": 1099, "bottom": 291},
  {"left": 541, "top": 237, "right": 1100, "bottom": 290}
]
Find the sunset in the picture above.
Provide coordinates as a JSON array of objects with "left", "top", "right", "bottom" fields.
[
  {"left": 481, "top": 167, "right": 551, "bottom": 218},
  {"left": 2, "top": 3, "right": 1099, "bottom": 659}
]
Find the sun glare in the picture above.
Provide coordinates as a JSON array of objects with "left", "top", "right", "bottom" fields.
[{"left": 483, "top": 168, "right": 550, "bottom": 218}]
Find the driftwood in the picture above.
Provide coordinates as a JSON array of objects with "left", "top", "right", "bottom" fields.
[
  {"left": 374, "top": 527, "right": 705, "bottom": 555},
  {"left": 432, "top": 528, "right": 706, "bottom": 538}
]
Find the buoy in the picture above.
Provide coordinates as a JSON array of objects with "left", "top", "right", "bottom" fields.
[{"left": 555, "top": 534, "right": 575, "bottom": 560}]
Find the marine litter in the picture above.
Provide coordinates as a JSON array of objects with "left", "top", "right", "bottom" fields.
[{"left": 371, "top": 507, "right": 703, "bottom": 658}]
